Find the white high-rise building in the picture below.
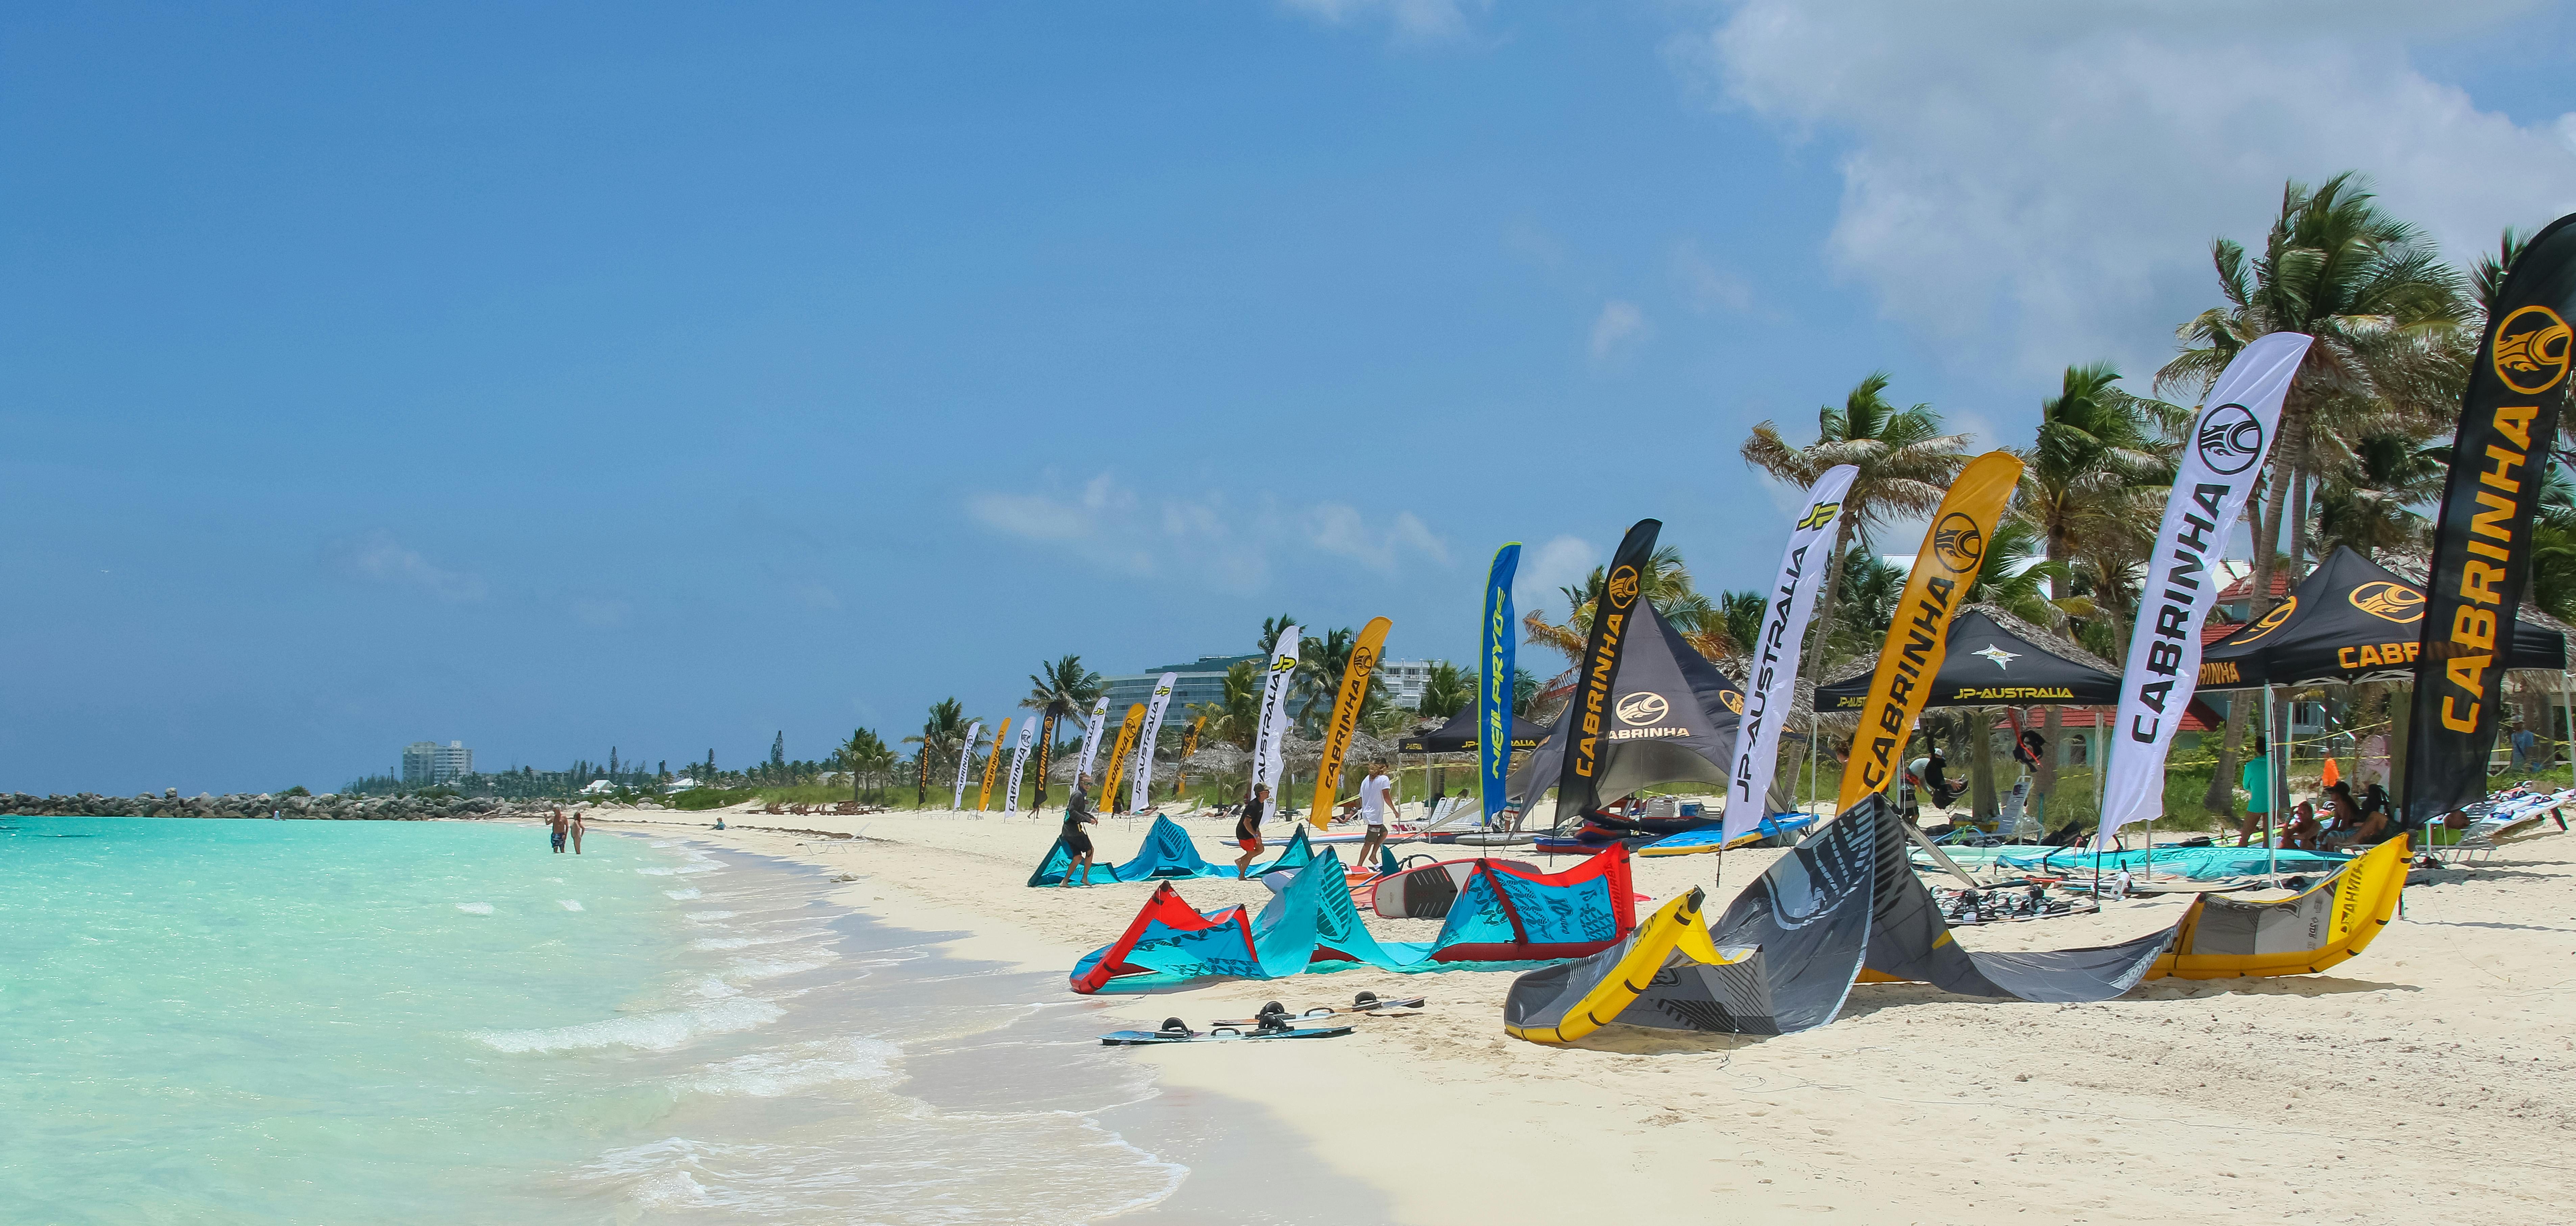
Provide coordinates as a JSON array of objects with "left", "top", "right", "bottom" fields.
[{"left": 402, "top": 740, "right": 474, "bottom": 785}]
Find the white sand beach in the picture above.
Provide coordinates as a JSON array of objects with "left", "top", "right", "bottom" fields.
[{"left": 578, "top": 804, "right": 2576, "bottom": 1225}]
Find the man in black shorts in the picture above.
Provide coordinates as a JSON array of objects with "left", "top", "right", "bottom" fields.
[{"left": 1058, "top": 773, "right": 1099, "bottom": 887}]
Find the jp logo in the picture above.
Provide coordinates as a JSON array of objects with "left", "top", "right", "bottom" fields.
[{"left": 2196, "top": 404, "right": 2264, "bottom": 476}]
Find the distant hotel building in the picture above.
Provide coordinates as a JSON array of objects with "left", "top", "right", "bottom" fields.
[
  {"left": 1098, "top": 654, "right": 1445, "bottom": 717},
  {"left": 401, "top": 740, "right": 474, "bottom": 785},
  {"left": 1100, "top": 654, "right": 1263, "bottom": 716}
]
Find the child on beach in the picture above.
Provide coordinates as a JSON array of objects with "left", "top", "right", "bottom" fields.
[
  {"left": 2233, "top": 734, "right": 2272, "bottom": 847},
  {"left": 1234, "top": 784, "right": 1269, "bottom": 879},
  {"left": 1059, "top": 774, "right": 1099, "bottom": 887}
]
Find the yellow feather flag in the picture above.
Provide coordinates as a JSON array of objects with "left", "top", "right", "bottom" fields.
[
  {"left": 1176, "top": 716, "right": 1204, "bottom": 795},
  {"left": 1309, "top": 617, "right": 1393, "bottom": 828},
  {"left": 976, "top": 717, "right": 1009, "bottom": 813},
  {"left": 1836, "top": 451, "right": 2025, "bottom": 811},
  {"left": 1097, "top": 704, "right": 1145, "bottom": 812}
]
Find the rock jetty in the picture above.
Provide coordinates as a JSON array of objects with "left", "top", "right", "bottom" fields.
[{"left": 0, "top": 790, "right": 566, "bottom": 820}]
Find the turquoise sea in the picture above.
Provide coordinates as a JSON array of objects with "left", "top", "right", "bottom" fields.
[{"left": 1, "top": 816, "right": 1374, "bottom": 1224}]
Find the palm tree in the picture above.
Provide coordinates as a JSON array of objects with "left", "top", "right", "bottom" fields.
[
  {"left": 902, "top": 698, "right": 971, "bottom": 807},
  {"left": 1962, "top": 519, "right": 2068, "bottom": 627},
  {"left": 1523, "top": 545, "right": 1731, "bottom": 664},
  {"left": 1741, "top": 372, "right": 1971, "bottom": 677},
  {"left": 2158, "top": 172, "right": 2472, "bottom": 813},
  {"left": 836, "top": 727, "right": 895, "bottom": 803},
  {"left": 1022, "top": 654, "right": 1103, "bottom": 807},
  {"left": 1713, "top": 590, "right": 1768, "bottom": 659},
  {"left": 2159, "top": 172, "right": 2473, "bottom": 586},
  {"left": 1190, "top": 660, "right": 1266, "bottom": 750},
  {"left": 1258, "top": 614, "right": 1301, "bottom": 656},
  {"left": 2314, "top": 432, "right": 2443, "bottom": 559},
  {"left": 1824, "top": 547, "right": 1908, "bottom": 663},
  {"left": 2531, "top": 462, "right": 2576, "bottom": 622},
  {"left": 1417, "top": 661, "right": 1473, "bottom": 720}
]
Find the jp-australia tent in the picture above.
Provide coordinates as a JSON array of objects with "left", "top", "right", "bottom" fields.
[
  {"left": 1028, "top": 820, "right": 1394, "bottom": 887},
  {"left": 2198, "top": 546, "right": 2567, "bottom": 689},
  {"left": 1069, "top": 844, "right": 1637, "bottom": 993},
  {"left": 1509, "top": 599, "right": 1747, "bottom": 828},
  {"left": 1398, "top": 707, "right": 1552, "bottom": 754},
  {"left": 1814, "top": 605, "right": 2122, "bottom": 711},
  {"left": 1501, "top": 794, "right": 2408, "bottom": 1042}
]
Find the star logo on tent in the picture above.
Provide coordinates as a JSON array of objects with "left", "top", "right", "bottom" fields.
[{"left": 1973, "top": 646, "right": 2020, "bottom": 670}]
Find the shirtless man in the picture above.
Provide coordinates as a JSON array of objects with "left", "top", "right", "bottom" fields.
[
  {"left": 547, "top": 809, "right": 569, "bottom": 854},
  {"left": 1234, "top": 784, "right": 1271, "bottom": 879}
]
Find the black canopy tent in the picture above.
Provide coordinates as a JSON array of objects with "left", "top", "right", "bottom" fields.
[
  {"left": 2198, "top": 546, "right": 2566, "bottom": 689},
  {"left": 1815, "top": 606, "right": 2123, "bottom": 711},
  {"left": 1398, "top": 707, "right": 1552, "bottom": 754},
  {"left": 1509, "top": 598, "right": 1747, "bottom": 829}
]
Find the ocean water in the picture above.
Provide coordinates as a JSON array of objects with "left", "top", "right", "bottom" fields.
[{"left": 1, "top": 816, "right": 1372, "bottom": 1224}]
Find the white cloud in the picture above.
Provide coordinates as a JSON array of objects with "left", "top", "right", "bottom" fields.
[
  {"left": 1669, "top": 238, "right": 1757, "bottom": 313},
  {"left": 323, "top": 531, "right": 486, "bottom": 602},
  {"left": 1588, "top": 299, "right": 1652, "bottom": 366},
  {"left": 1513, "top": 534, "right": 1599, "bottom": 619},
  {"left": 1282, "top": 0, "right": 1482, "bottom": 42},
  {"left": 1308, "top": 504, "right": 1450, "bottom": 572},
  {"left": 1674, "top": 0, "right": 2576, "bottom": 380},
  {"left": 968, "top": 474, "right": 1447, "bottom": 593}
]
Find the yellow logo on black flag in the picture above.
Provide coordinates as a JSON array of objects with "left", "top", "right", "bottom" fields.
[
  {"left": 976, "top": 717, "right": 1009, "bottom": 812},
  {"left": 1308, "top": 617, "right": 1392, "bottom": 829},
  {"left": 1836, "top": 451, "right": 2024, "bottom": 811},
  {"left": 2408, "top": 211, "right": 2576, "bottom": 818}
]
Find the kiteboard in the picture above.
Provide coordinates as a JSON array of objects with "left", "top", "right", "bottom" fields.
[
  {"left": 1370, "top": 858, "right": 1537, "bottom": 918},
  {"left": 1211, "top": 993, "right": 1427, "bottom": 1026},
  {"left": 1100, "top": 1017, "right": 1355, "bottom": 1046},
  {"left": 1637, "top": 813, "right": 1817, "bottom": 857}
]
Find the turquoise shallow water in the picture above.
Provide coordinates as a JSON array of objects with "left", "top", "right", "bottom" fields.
[
  {"left": 0, "top": 815, "right": 1384, "bottom": 1225},
  {"left": 1, "top": 816, "right": 732, "bottom": 1222}
]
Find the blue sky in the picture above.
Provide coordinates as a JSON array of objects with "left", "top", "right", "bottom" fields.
[{"left": 7, "top": 1, "right": 2575, "bottom": 793}]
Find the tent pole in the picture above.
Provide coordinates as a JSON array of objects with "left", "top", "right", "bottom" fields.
[{"left": 2265, "top": 683, "right": 2280, "bottom": 884}]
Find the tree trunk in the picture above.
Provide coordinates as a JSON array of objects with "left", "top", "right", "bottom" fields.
[
  {"left": 1804, "top": 515, "right": 1860, "bottom": 686},
  {"left": 2208, "top": 464, "right": 2283, "bottom": 814},
  {"left": 2288, "top": 453, "right": 2312, "bottom": 584},
  {"left": 2039, "top": 705, "right": 2063, "bottom": 800},
  {"left": 1969, "top": 707, "right": 1998, "bottom": 820}
]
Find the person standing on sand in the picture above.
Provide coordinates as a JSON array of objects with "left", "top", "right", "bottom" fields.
[
  {"left": 2233, "top": 734, "right": 2272, "bottom": 847},
  {"left": 569, "top": 808, "right": 585, "bottom": 855},
  {"left": 1234, "top": 784, "right": 1270, "bottom": 879},
  {"left": 548, "top": 809, "right": 568, "bottom": 854},
  {"left": 1356, "top": 762, "right": 1395, "bottom": 869},
  {"left": 1059, "top": 774, "right": 1099, "bottom": 887}
]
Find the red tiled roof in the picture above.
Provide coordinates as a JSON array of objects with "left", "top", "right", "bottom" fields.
[
  {"left": 2200, "top": 619, "right": 2243, "bottom": 646},
  {"left": 1995, "top": 700, "right": 2221, "bottom": 733},
  {"left": 2216, "top": 572, "right": 2290, "bottom": 602}
]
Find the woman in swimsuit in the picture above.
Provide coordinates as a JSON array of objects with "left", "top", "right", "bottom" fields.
[
  {"left": 1234, "top": 784, "right": 1270, "bottom": 879},
  {"left": 1059, "top": 774, "right": 1099, "bottom": 887},
  {"left": 569, "top": 808, "right": 585, "bottom": 855}
]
